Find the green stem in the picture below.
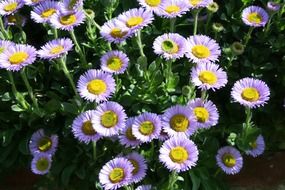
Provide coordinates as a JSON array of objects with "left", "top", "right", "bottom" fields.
[
  {"left": 0, "top": 17, "right": 9, "bottom": 39},
  {"left": 69, "top": 30, "right": 88, "bottom": 67},
  {"left": 214, "top": 168, "right": 221, "bottom": 177},
  {"left": 53, "top": 27, "right": 58, "bottom": 39},
  {"left": 58, "top": 57, "right": 79, "bottom": 97},
  {"left": 227, "top": 54, "right": 235, "bottom": 70},
  {"left": 264, "top": 16, "right": 273, "bottom": 36},
  {"left": 20, "top": 69, "right": 39, "bottom": 110},
  {"left": 193, "top": 10, "right": 200, "bottom": 35},
  {"left": 201, "top": 90, "right": 207, "bottom": 100},
  {"left": 244, "top": 27, "right": 254, "bottom": 47},
  {"left": 136, "top": 30, "right": 145, "bottom": 57},
  {"left": 205, "top": 13, "right": 213, "bottom": 33},
  {"left": 245, "top": 107, "right": 252, "bottom": 128},
  {"left": 92, "top": 141, "right": 96, "bottom": 160},
  {"left": 168, "top": 171, "right": 178, "bottom": 190},
  {"left": 170, "top": 18, "right": 176, "bottom": 32}
]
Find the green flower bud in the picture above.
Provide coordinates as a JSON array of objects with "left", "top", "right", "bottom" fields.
[
  {"left": 231, "top": 42, "right": 245, "bottom": 56},
  {"left": 212, "top": 22, "right": 224, "bottom": 32},
  {"left": 182, "top": 85, "right": 192, "bottom": 96},
  {"left": 207, "top": 2, "right": 219, "bottom": 13},
  {"left": 85, "top": 9, "right": 95, "bottom": 20}
]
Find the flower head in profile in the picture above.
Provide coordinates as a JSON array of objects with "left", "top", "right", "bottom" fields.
[
  {"left": 0, "top": 0, "right": 24, "bottom": 16},
  {"left": 4, "top": 13, "right": 26, "bottom": 27},
  {"left": 267, "top": 2, "right": 280, "bottom": 12},
  {"left": 31, "top": 0, "right": 60, "bottom": 24},
  {"left": 59, "top": 0, "right": 83, "bottom": 13},
  {"left": 50, "top": 10, "right": 85, "bottom": 30},
  {"left": 231, "top": 77, "right": 270, "bottom": 108},
  {"left": 125, "top": 152, "right": 147, "bottom": 183},
  {"left": 245, "top": 135, "right": 265, "bottom": 157},
  {"left": 31, "top": 154, "right": 52, "bottom": 175},
  {"left": 100, "top": 50, "right": 129, "bottom": 74},
  {"left": 187, "top": 0, "right": 213, "bottom": 9},
  {"left": 241, "top": 6, "right": 269, "bottom": 27},
  {"left": 159, "top": 136, "right": 199, "bottom": 172},
  {"left": 216, "top": 146, "right": 243, "bottom": 175},
  {"left": 23, "top": 0, "right": 45, "bottom": 6},
  {"left": 77, "top": 69, "right": 116, "bottom": 103}
]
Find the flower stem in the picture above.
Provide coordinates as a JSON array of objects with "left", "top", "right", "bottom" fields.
[
  {"left": 170, "top": 18, "right": 176, "bottom": 32},
  {"left": 92, "top": 141, "right": 96, "bottom": 160},
  {"left": 201, "top": 90, "right": 207, "bottom": 100},
  {"left": 245, "top": 107, "right": 252, "bottom": 128},
  {"left": 58, "top": 57, "right": 79, "bottom": 97},
  {"left": 136, "top": 30, "right": 145, "bottom": 57},
  {"left": 69, "top": 30, "right": 88, "bottom": 68},
  {"left": 53, "top": 27, "right": 58, "bottom": 39},
  {"left": 0, "top": 17, "right": 9, "bottom": 39},
  {"left": 244, "top": 27, "right": 254, "bottom": 47},
  {"left": 20, "top": 69, "right": 39, "bottom": 110},
  {"left": 205, "top": 13, "right": 213, "bottom": 33},
  {"left": 168, "top": 171, "right": 178, "bottom": 190},
  {"left": 193, "top": 10, "right": 200, "bottom": 35}
]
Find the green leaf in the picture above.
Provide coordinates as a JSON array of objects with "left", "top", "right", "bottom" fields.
[
  {"left": 61, "top": 165, "right": 76, "bottom": 187},
  {"left": 190, "top": 171, "right": 201, "bottom": 190}
]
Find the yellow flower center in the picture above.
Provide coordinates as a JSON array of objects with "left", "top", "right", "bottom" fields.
[
  {"left": 198, "top": 71, "right": 217, "bottom": 85},
  {"left": 50, "top": 45, "right": 64, "bottom": 54},
  {"left": 60, "top": 14, "right": 77, "bottom": 25},
  {"left": 161, "top": 40, "right": 179, "bottom": 54},
  {"left": 145, "top": 0, "right": 161, "bottom": 7},
  {"left": 247, "top": 12, "right": 262, "bottom": 24},
  {"left": 165, "top": 5, "right": 180, "bottom": 14},
  {"left": 37, "top": 137, "right": 52, "bottom": 152},
  {"left": 139, "top": 121, "right": 154, "bottom": 136},
  {"left": 222, "top": 153, "right": 236, "bottom": 168},
  {"left": 126, "top": 127, "right": 136, "bottom": 141},
  {"left": 4, "top": 2, "right": 17, "bottom": 12},
  {"left": 192, "top": 45, "right": 211, "bottom": 59},
  {"left": 82, "top": 120, "right": 96, "bottom": 135},
  {"left": 100, "top": 111, "right": 118, "bottom": 128},
  {"left": 110, "top": 28, "right": 127, "bottom": 38},
  {"left": 7, "top": 15, "right": 17, "bottom": 23},
  {"left": 107, "top": 56, "right": 122, "bottom": 71},
  {"left": 109, "top": 168, "right": 124, "bottom": 183},
  {"left": 9, "top": 52, "right": 29, "bottom": 65},
  {"left": 36, "top": 157, "right": 50, "bottom": 171},
  {"left": 169, "top": 146, "right": 188, "bottom": 163},
  {"left": 194, "top": 107, "right": 209, "bottom": 123},
  {"left": 126, "top": 17, "right": 144, "bottom": 28},
  {"left": 249, "top": 141, "right": 257, "bottom": 149},
  {"left": 129, "top": 159, "right": 139, "bottom": 175},
  {"left": 87, "top": 79, "right": 107, "bottom": 95},
  {"left": 170, "top": 114, "right": 189, "bottom": 132},
  {"left": 189, "top": 0, "right": 202, "bottom": 6},
  {"left": 41, "top": 8, "right": 56, "bottom": 18},
  {"left": 32, "top": 0, "right": 39, "bottom": 2},
  {"left": 241, "top": 88, "right": 260, "bottom": 102}
]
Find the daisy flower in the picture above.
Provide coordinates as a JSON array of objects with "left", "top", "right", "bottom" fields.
[
  {"left": 137, "top": 0, "right": 165, "bottom": 14},
  {"left": 100, "top": 18, "right": 132, "bottom": 44},
  {"left": 159, "top": 136, "right": 199, "bottom": 172},
  {"left": 0, "top": 0, "right": 24, "bottom": 16},
  {"left": 50, "top": 10, "right": 85, "bottom": 31},
  {"left": 162, "top": 105, "right": 196, "bottom": 138},
  {"left": 77, "top": 69, "right": 116, "bottom": 103},
  {"left": 241, "top": 6, "right": 269, "bottom": 27},
  {"left": 0, "top": 44, "right": 37, "bottom": 72},
  {"left": 157, "top": 0, "right": 190, "bottom": 18},
  {"left": 72, "top": 110, "right": 102, "bottom": 144},
  {"left": 245, "top": 135, "right": 265, "bottom": 157},
  {"left": 186, "top": 35, "right": 221, "bottom": 64},
  {"left": 99, "top": 157, "right": 134, "bottom": 190},
  {"left": 4, "top": 13, "right": 26, "bottom": 27},
  {"left": 117, "top": 8, "right": 154, "bottom": 32},
  {"left": 125, "top": 152, "right": 147, "bottom": 183},
  {"left": 191, "top": 62, "right": 228, "bottom": 91},
  {"left": 216, "top": 146, "right": 243, "bottom": 175},
  {"left": 31, "top": 154, "right": 52, "bottom": 175},
  {"left": 29, "top": 129, "right": 58, "bottom": 156},
  {"left": 23, "top": 0, "right": 45, "bottom": 6},
  {"left": 188, "top": 98, "right": 219, "bottom": 129},
  {"left": 187, "top": 0, "right": 213, "bottom": 9},
  {"left": 37, "top": 38, "right": 73, "bottom": 60},
  {"left": 59, "top": 0, "right": 83, "bottom": 13},
  {"left": 0, "top": 40, "right": 14, "bottom": 54},
  {"left": 100, "top": 50, "right": 129, "bottom": 74},
  {"left": 119, "top": 117, "right": 142, "bottom": 148},
  {"left": 132, "top": 112, "right": 162, "bottom": 143},
  {"left": 153, "top": 33, "right": 187, "bottom": 60},
  {"left": 135, "top": 185, "right": 152, "bottom": 190},
  {"left": 267, "top": 2, "right": 280, "bottom": 12},
  {"left": 231, "top": 77, "right": 270, "bottom": 108},
  {"left": 31, "top": 0, "right": 60, "bottom": 24},
  {"left": 92, "top": 101, "right": 127, "bottom": 137}
]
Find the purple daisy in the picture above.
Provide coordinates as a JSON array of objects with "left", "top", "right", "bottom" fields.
[
  {"left": 99, "top": 157, "right": 134, "bottom": 190},
  {"left": 92, "top": 101, "right": 127, "bottom": 137},
  {"left": 0, "top": 44, "right": 37, "bottom": 72},
  {"left": 188, "top": 98, "right": 219, "bottom": 129},
  {"left": 100, "top": 50, "right": 129, "bottom": 74},
  {"left": 0, "top": 0, "right": 24, "bottom": 16},
  {"left": 4, "top": 13, "right": 26, "bottom": 27},
  {"left": 23, "top": 0, "right": 45, "bottom": 6},
  {"left": 135, "top": 185, "right": 152, "bottom": 190},
  {"left": 100, "top": 18, "right": 132, "bottom": 44},
  {"left": 162, "top": 105, "right": 196, "bottom": 138},
  {"left": 50, "top": 10, "right": 85, "bottom": 31},
  {"left": 137, "top": 0, "right": 165, "bottom": 14},
  {"left": 187, "top": 0, "right": 213, "bottom": 9},
  {"left": 72, "top": 110, "right": 102, "bottom": 144},
  {"left": 77, "top": 69, "right": 116, "bottom": 103},
  {"left": 59, "top": 0, "right": 83, "bottom": 14},
  {"left": 37, "top": 38, "right": 73, "bottom": 60},
  {"left": 31, "top": 0, "right": 60, "bottom": 24},
  {"left": 31, "top": 154, "right": 52, "bottom": 175},
  {"left": 153, "top": 33, "right": 187, "bottom": 60},
  {"left": 191, "top": 62, "right": 228, "bottom": 91},
  {"left": 29, "top": 129, "right": 58, "bottom": 156},
  {"left": 186, "top": 35, "right": 221, "bottom": 64},
  {"left": 132, "top": 112, "right": 162, "bottom": 143},
  {"left": 125, "top": 152, "right": 147, "bottom": 183},
  {"left": 245, "top": 135, "right": 265, "bottom": 157},
  {"left": 159, "top": 136, "right": 199, "bottom": 172},
  {"left": 157, "top": 0, "right": 190, "bottom": 18},
  {"left": 267, "top": 2, "right": 280, "bottom": 12},
  {"left": 117, "top": 8, "right": 154, "bottom": 32},
  {"left": 0, "top": 40, "right": 14, "bottom": 53},
  {"left": 231, "top": 77, "right": 270, "bottom": 108},
  {"left": 216, "top": 146, "right": 243, "bottom": 175},
  {"left": 119, "top": 117, "right": 142, "bottom": 148},
  {"left": 241, "top": 6, "right": 269, "bottom": 27}
]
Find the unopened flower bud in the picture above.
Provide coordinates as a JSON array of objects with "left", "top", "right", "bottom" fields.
[
  {"left": 207, "top": 2, "right": 219, "bottom": 13},
  {"left": 231, "top": 42, "right": 245, "bottom": 56},
  {"left": 212, "top": 22, "right": 224, "bottom": 32}
]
